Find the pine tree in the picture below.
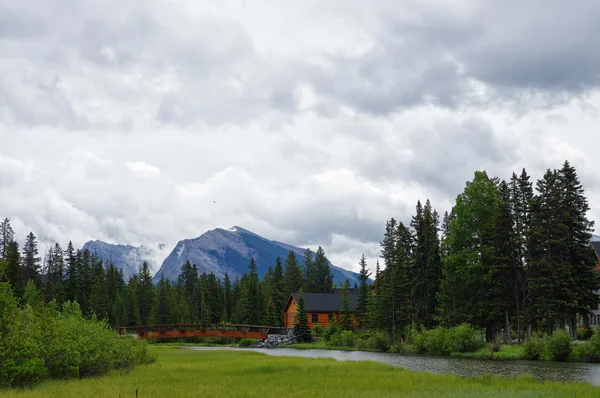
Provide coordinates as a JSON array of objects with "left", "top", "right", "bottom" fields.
[
  {"left": 303, "top": 249, "right": 316, "bottom": 292},
  {"left": 338, "top": 280, "right": 353, "bottom": 330},
  {"left": 438, "top": 171, "right": 500, "bottom": 339},
  {"left": 222, "top": 272, "right": 232, "bottom": 322},
  {"left": 313, "top": 246, "right": 334, "bottom": 293},
  {"left": 271, "top": 257, "right": 286, "bottom": 325},
  {"left": 262, "top": 298, "right": 279, "bottom": 326},
  {"left": 293, "top": 290, "right": 311, "bottom": 342},
  {"left": 0, "top": 218, "right": 14, "bottom": 258},
  {"left": 45, "top": 243, "right": 65, "bottom": 305},
  {"left": 89, "top": 258, "right": 108, "bottom": 320},
  {"left": 64, "top": 242, "right": 78, "bottom": 303},
  {"left": 490, "top": 180, "right": 519, "bottom": 343},
  {"left": 356, "top": 254, "right": 371, "bottom": 324},
  {"left": 5, "top": 241, "right": 23, "bottom": 296},
  {"left": 510, "top": 169, "right": 533, "bottom": 341},
  {"left": 137, "top": 261, "right": 155, "bottom": 325},
  {"left": 526, "top": 169, "right": 572, "bottom": 333},
  {"left": 22, "top": 232, "right": 41, "bottom": 287},
  {"left": 558, "top": 161, "right": 600, "bottom": 335},
  {"left": 283, "top": 251, "right": 304, "bottom": 295}
]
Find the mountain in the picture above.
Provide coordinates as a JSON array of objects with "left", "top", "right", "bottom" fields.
[
  {"left": 152, "top": 226, "right": 362, "bottom": 286},
  {"left": 81, "top": 240, "right": 167, "bottom": 280}
]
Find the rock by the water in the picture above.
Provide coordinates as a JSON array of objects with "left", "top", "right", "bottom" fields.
[{"left": 253, "top": 330, "right": 297, "bottom": 348}]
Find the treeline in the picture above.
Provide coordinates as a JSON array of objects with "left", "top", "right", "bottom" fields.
[
  {"left": 1, "top": 160, "right": 598, "bottom": 341},
  {"left": 0, "top": 222, "right": 341, "bottom": 327},
  {"left": 363, "top": 161, "right": 600, "bottom": 342}
]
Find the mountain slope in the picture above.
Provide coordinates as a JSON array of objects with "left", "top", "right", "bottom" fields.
[
  {"left": 152, "top": 226, "right": 362, "bottom": 286},
  {"left": 81, "top": 240, "right": 166, "bottom": 280}
]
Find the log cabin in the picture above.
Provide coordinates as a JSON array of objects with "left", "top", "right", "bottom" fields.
[
  {"left": 591, "top": 241, "right": 600, "bottom": 271},
  {"left": 283, "top": 288, "right": 358, "bottom": 328}
]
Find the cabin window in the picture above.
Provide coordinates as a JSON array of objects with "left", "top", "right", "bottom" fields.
[
  {"left": 312, "top": 314, "right": 318, "bottom": 324},
  {"left": 328, "top": 314, "right": 333, "bottom": 322}
]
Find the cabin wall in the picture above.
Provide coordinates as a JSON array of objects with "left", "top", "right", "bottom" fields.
[{"left": 284, "top": 299, "right": 298, "bottom": 328}]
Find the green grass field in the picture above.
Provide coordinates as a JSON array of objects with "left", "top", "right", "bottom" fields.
[{"left": 2, "top": 346, "right": 599, "bottom": 397}]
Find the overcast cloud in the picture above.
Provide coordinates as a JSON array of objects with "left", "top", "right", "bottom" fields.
[{"left": 2, "top": 0, "right": 600, "bottom": 273}]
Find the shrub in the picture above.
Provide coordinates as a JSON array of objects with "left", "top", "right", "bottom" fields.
[
  {"left": 413, "top": 327, "right": 449, "bottom": 355},
  {"left": 323, "top": 322, "right": 340, "bottom": 341},
  {"left": 340, "top": 330, "right": 356, "bottom": 347},
  {"left": 312, "top": 324, "right": 324, "bottom": 337},
  {"left": 0, "top": 285, "right": 154, "bottom": 388},
  {"left": 445, "top": 324, "right": 484, "bottom": 353},
  {"left": 523, "top": 333, "right": 545, "bottom": 360},
  {"left": 542, "top": 329, "right": 572, "bottom": 362},
  {"left": 577, "top": 328, "right": 593, "bottom": 341},
  {"left": 238, "top": 338, "right": 259, "bottom": 348},
  {"left": 364, "top": 330, "right": 389, "bottom": 352},
  {"left": 576, "top": 327, "right": 600, "bottom": 362}
]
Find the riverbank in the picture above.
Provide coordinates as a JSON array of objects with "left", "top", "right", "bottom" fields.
[
  {"left": 2, "top": 346, "right": 600, "bottom": 397},
  {"left": 281, "top": 340, "right": 527, "bottom": 360}
]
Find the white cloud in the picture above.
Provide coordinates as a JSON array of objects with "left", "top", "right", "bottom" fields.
[{"left": 2, "top": 1, "right": 600, "bottom": 273}]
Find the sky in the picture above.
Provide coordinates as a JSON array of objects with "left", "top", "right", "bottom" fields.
[{"left": 2, "top": 0, "right": 600, "bottom": 274}]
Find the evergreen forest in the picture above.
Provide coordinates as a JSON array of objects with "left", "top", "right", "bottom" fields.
[{"left": 1, "top": 160, "right": 598, "bottom": 342}]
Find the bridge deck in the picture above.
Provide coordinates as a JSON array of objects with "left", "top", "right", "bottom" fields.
[{"left": 118, "top": 323, "right": 288, "bottom": 340}]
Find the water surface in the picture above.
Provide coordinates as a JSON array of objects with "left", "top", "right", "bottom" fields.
[{"left": 187, "top": 346, "right": 600, "bottom": 385}]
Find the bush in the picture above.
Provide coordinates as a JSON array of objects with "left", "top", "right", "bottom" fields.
[
  {"left": 364, "top": 330, "right": 390, "bottom": 352},
  {"left": 414, "top": 327, "right": 449, "bottom": 355},
  {"left": 523, "top": 333, "right": 545, "bottom": 360},
  {"left": 574, "top": 328, "right": 600, "bottom": 362},
  {"left": 323, "top": 322, "right": 340, "bottom": 341},
  {"left": 328, "top": 330, "right": 356, "bottom": 348},
  {"left": 445, "top": 324, "right": 484, "bottom": 353},
  {"left": 312, "top": 324, "right": 324, "bottom": 337},
  {"left": 577, "top": 328, "right": 593, "bottom": 341},
  {"left": 238, "top": 338, "right": 259, "bottom": 348},
  {"left": 542, "top": 329, "right": 572, "bottom": 362},
  {"left": 0, "top": 284, "right": 154, "bottom": 388}
]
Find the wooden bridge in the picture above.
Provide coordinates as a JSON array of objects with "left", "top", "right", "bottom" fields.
[{"left": 118, "top": 323, "right": 288, "bottom": 340}]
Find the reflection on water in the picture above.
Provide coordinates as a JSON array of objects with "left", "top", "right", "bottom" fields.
[{"left": 188, "top": 346, "right": 600, "bottom": 385}]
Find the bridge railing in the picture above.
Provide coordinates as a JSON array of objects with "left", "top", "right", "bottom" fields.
[{"left": 117, "top": 323, "right": 288, "bottom": 338}]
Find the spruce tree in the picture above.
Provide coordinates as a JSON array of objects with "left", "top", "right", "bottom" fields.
[
  {"left": 137, "top": 261, "right": 155, "bottom": 325},
  {"left": 293, "top": 290, "right": 311, "bottom": 342},
  {"left": 283, "top": 250, "right": 304, "bottom": 295},
  {"left": 303, "top": 248, "right": 316, "bottom": 292},
  {"left": 558, "top": 161, "right": 600, "bottom": 335},
  {"left": 22, "top": 232, "right": 41, "bottom": 287},
  {"left": 338, "top": 280, "right": 353, "bottom": 330},
  {"left": 45, "top": 243, "right": 65, "bottom": 305},
  {"left": 5, "top": 241, "right": 23, "bottom": 296},
  {"left": 0, "top": 218, "right": 14, "bottom": 258},
  {"left": 490, "top": 180, "right": 519, "bottom": 342},
  {"left": 64, "top": 242, "right": 78, "bottom": 303},
  {"left": 313, "top": 246, "right": 334, "bottom": 293},
  {"left": 526, "top": 169, "right": 572, "bottom": 333},
  {"left": 356, "top": 254, "right": 371, "bottom": 324},
  {"left": 438, "top": 171, "right": 500, "bottom": 339},
  {"left": 222, "top": 272, "right": 232, "bottom": 322},
  {"left": 271, "top": 257, "right": 286, "bottom": 325},
  {"left": 89, "top": 258, "right": 109, "bottom": 320}
]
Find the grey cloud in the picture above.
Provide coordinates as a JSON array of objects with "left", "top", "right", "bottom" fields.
[
  {"left": 358, "top": 116, "right": 515, "bottom": 196},
  {"left": 305, "top": 0, "right": 600, "bottom": 115}
]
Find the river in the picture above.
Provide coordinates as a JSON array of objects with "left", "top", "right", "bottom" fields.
[{"left": 187, "top": 346, "right": 600, "bottom": 385}]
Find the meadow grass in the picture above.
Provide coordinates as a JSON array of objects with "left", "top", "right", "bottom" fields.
[{"left": 2, "top": 346, "right": 599, "bottom": 397}]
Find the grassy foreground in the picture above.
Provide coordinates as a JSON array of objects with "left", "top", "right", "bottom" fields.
[{"left": 2, "top": 346, "right": 599, "bottom": 397}]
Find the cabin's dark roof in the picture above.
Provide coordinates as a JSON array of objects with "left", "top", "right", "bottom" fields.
[
  {"left": 290, "top": 289, "right": 359, "bottom": 312},
  {"left": 592, "top": 242, "right": 600, "bottom": 258}
]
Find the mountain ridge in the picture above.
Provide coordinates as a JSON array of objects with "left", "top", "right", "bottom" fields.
[{"left": 82, "top": 226, "right": 362, "bottom": 286}]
